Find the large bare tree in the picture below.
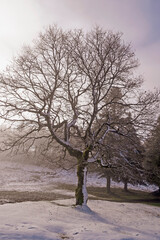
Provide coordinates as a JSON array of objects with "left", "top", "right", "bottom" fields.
[{"left": 0, "top": 26, "right": 159, "bottom": 206}]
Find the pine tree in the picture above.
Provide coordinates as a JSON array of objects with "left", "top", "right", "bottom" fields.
[
  {"left": 97, "top": 88, "right": 145, "bottom": 191},
  {"left": 145, "top": 116, "right": 160, "bottom": 194}
]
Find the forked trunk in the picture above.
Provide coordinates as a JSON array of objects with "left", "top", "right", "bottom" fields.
[{"left": 75, "top": 158, "right": 88, "bottom": 205}]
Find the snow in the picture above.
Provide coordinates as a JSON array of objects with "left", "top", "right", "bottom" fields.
[
  {"left": 0, "top": 160, "right": 159, "bottom": 240},
  {"left": 82, "top": 166, "right": 88, "bottom": 205},
  {"left": 0, "top": 160, "right": 157, "bottom": 192},
  {"left": 0, "top": 199, "right": 160, "bottom": 240}
]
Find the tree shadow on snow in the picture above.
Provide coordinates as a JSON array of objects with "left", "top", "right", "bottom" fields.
[
  {"left": 73, "top": 204, "right": 110, "bottom": 224},
  {"left": 0, "top": 233, "right": 54, "bottom": 240},
  {"left": 120, "top": 238, "right": 136, "bottom": 240}
]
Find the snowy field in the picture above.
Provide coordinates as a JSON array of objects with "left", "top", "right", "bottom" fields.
[
  {"left": 0, "top": 160, "right": 157, "bottom": 192},
  {"left": 0, "top": 160, "right": 160, "bottom": 240},
  {"left": 0, "top": 199, "right": 160, "bottom": 240}
]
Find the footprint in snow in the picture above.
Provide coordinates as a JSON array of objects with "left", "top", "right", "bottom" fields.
[
  {"left": 5, "top": 224, "right": 14, "bottom": 227},
  {"left": 28, "top": 226, "right": 37, "bottom": 229}
]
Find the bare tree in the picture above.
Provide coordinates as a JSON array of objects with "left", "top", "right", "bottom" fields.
[{"left": 0, "top": 25, "right": 159, "bottom": 206}]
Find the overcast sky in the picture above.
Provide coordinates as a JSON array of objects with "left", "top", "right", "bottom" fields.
[{"left": 0, "top": 0, "right": 159, "bottom": 90}]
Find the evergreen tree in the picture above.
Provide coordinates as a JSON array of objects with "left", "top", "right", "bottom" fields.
[
  {"left": 97, "top": 88, "right": 145, "bottom": 191},
  {"left": 145, "top": 116, "right": 160, "bottom": 193},
  {"left": 101, "top": 116, "right": 144, "bottom": 191}
]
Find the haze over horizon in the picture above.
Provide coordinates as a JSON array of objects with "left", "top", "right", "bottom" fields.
[{"left": 0, "top": 0, "right": 159, "bottom": 90}]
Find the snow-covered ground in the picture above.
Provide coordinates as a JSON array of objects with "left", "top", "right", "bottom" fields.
[
  {"left": 0, "top": 199, "right": 160, "bottom": 240},
  {"left": 0, "top": 160, "right": 157, "bottom": 192},
  {"left": 0, "top": 160, "right": 160, "bottom": 240}
]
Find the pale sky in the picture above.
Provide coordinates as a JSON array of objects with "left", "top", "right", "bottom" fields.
[{"left": 0, "top": 0, "right": 160, "bottom": 90}]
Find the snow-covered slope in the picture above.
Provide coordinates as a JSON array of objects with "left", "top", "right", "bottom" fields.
[
  {"left": 0, "top": 160, "right": 159, "bottom": 240},
  {"left": 0, "top": 160, "right": 157, "bottom": 192},
  {"left": 0, "top": 199, "right": 160, "bottom": 240}
]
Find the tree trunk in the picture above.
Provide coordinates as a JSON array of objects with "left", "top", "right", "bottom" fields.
[
  {"left": 124, "top": 180, "right": 128, "bottom": 192},
  {"left": 75, "top": 157, "right": 88, "bottom": 205},
  {"left": 106, "top": 174, "right": 111, "bottom": 193}
]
